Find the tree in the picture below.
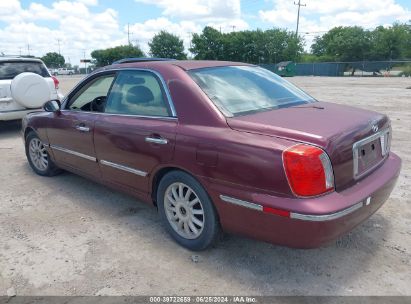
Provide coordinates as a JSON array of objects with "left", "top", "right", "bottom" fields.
[
  {"left": 149, "top": 31, "right": 187, "bottom": 59},
  {"left": 41, "top": 52, "right": 65, "bottom": 68},
  {"left": 310, "top": 23, "right": 411, "bottom": 62},
  {"left": 190, "top": 26, "right": 225, "bottom": 60},
  {"left": 190, "top": 26, "right": 303, "bottom": 63},
  {"left": 91, "top": 45, "right": 145, "bottom": 67},
  {"left": 370, "top": 24, "right": 411, "bottom": 60},
  {"left": 311, "top": 26, "right": 372, "bottom": 62}
]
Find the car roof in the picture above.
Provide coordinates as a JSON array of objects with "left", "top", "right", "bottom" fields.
[
  {"left": 0, "top": 56, "right": 43, "bottom": 63},
  {"left": 109, "top": 60, "right": 254, "bottom": 71}
]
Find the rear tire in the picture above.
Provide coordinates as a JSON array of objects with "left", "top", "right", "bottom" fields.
[
  {"left": 25, "top": 132, "right": 61, "bottom": 176},
  {"left": 157, "top": 171, "right": 220, "bottom": 251}
]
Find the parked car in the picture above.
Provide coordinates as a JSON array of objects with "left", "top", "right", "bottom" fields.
[
  {"left": 0, "top": 57, "right": 63, "bottom": 121},
  {"left": 22, "top": 58, "right": 401, "bottom": 250},
  {"left": 48, "top": 68, "right": 58, "bottom": 76},
  {"left": 56, "top": 67, "right": 74, "bottom": 75}
]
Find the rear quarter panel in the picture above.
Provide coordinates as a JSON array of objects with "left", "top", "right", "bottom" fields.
[{"left": 172, "top": 124, "right": 295, "bottom": 198}]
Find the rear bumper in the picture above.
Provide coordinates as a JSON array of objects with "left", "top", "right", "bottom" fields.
[
  {"left": 0, "top": 108, "right": 41, "bottom": 121},
  {"left": 204, "top": 152, "right": 401, "bottom": 248}
]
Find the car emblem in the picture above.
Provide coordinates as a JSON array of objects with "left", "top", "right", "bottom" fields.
[{"left": 372, "top": 125, "right": 379, "bottom": 132}]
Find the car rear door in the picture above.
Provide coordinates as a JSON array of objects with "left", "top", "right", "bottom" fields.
[
  {"left": 47, "top": 73, "right": 116, "bottom": 179},
  {"left": 93, "top": 70, "right": 177, "bottom": 195}
]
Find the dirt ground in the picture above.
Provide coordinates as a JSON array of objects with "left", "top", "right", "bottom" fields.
[{"left": 0, "top": 76, "right": 410, "bottom": 296}]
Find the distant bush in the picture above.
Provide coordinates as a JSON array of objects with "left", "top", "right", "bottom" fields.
[{"left": 399, "top": 65, "right": 411, "bottom": 77}]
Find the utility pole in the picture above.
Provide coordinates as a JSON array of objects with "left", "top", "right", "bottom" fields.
[
  {"left": 27, "top": 44, "right": 31, "bottom": 56},
  {"left": 231, "top": 25, "right": 236, "bottom": 32},
  {"left": 127, "top": 23, "right": 131, "bottom": 45},
  {"left": 187, "top": 32, "right": 193, "bottom": 49},
  {"left": 57, "top": 39, "right": 61, "bottom": 55},
  {"left": 83, "top": 49, "right": 87, "bottom": 74},
  {"left": 294, "top": 0, "right": 306, "bottom": 37}
]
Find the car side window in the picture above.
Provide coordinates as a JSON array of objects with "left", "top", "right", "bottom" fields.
[
  {"left": 67, "top": 74, "right": 115, "bottom": 112},
  {"left": 104, "top": 70, "right": 170, "bottom": 117}
]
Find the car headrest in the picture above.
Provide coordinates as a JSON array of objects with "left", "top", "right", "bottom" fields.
[{"left": 126, "top": 86, "right": 154, "bottom": 104}]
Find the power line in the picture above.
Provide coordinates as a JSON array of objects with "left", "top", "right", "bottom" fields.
[{"left": 294, "top": 0, "right": 306, "bottom": 37}]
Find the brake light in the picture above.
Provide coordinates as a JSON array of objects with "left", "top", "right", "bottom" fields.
[
  {"left": 51, "top": 76, "right": 59, "bottom": 89},
  {"left": 283, "top": 144, "right": 334, "bottom": 197}
]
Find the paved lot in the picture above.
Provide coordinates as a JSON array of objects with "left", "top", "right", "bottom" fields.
[{"left": 0, "top": 76, "right": 410, "bottom": 296}]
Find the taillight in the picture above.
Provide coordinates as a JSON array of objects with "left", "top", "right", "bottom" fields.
[
  {"left": 51, "top": 76, "right": 59, "bottom": 89},
  {"left": 283, "top": 144, "right": 334, "bottom": 197}
]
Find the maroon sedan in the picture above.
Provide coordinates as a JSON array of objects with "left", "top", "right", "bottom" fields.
[{"left": 22, "top": 59, "right": 401, "bottom": 250}]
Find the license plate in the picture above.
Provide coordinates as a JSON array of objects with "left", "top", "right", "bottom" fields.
[
  {"left": 353, "top": 129, "right": 390, "bottom": 178},
  {"left": 358, "top": 139, "right": 380, "bottom": 168}
]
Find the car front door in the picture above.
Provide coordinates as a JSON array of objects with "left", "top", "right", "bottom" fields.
[
  {"left": 47, "top": 73, "right": 115, "bottom": 179},
  {"left": 93, "top": 70, "right": 177, "bottom": 196}
]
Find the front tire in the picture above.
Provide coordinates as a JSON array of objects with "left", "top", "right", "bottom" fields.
[
  {"left": 25, "top": 132, "right": 61, "bottom": 176},
  {"left": 157, "top": 171, "right": 220, "bottom": 251}
]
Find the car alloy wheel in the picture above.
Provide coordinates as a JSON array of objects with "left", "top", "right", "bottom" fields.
[
  {"left": 28, "top": 137, "right": 48, "bottom": 171},
  {"left": 25, "top": 132, "right": 61, "bottom": 177},
  {"left": 157, "top": 171, "right": 220, "bottom": 250},
  {"left": 164, "top": 182, "right": 205, "bottom": 240}
]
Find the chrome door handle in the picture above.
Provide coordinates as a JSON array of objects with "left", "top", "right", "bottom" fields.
[
  {"left": 75, "top": 125, "right": 90, "bottom": 132},
  {"left": 145, "top": 137, "right": 168, "bottom": 145}
]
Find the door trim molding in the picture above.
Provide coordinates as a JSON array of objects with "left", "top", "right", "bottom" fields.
[
  {"left": 49, "top": 145, "right": 148, "bottom": 177},
  {"left": 100, "top": 159, "right": 148, "bottom": 177},
  {"left": 50, "top": 145, "right": 97, "bottom": 162}
]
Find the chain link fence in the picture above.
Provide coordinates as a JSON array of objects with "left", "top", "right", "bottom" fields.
[{"left": 262, "top": 60, "right": 411, "bottom": 77}]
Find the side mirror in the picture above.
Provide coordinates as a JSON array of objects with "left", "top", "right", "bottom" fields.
[{"left": 43, "top": 99, "right": 61, "bottom": 112}]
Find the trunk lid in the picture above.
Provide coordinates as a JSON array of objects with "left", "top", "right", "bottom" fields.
[{"left": 226, "top": 101, "right": 391, "bottom": 191}]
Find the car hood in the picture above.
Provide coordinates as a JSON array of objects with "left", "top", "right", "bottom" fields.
[{"left": 226, "top": 101, "right": 390, "bottom": 190}]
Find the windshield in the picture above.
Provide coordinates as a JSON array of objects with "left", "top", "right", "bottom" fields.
[
  {"left": 0, "top": 61, "right": 50, "bottom": 80},
  {"left": 189, "top": 65, "right": 316, "bottom": 117}
]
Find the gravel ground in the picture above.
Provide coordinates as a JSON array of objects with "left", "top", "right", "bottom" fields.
[{"left": 0, "top": 76, "right": 410, "bottom": 296}]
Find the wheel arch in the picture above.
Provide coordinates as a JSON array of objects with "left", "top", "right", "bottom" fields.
[
  {"left": 151, "top": 166, "right": 185, "bottom": 205},
  {"left": 24, "top": 126, "right": 54, "bottom": 161},
  {"left": 24, "top": 126, "right": 36, "bottom": 140}
]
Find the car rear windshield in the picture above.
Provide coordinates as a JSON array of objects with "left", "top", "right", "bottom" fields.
[
  {"left": 0, "top": 61, "right": 50, "bottom": 80},
  {"left": 189, "top": 65, "right": 316, "bottom": 117}
]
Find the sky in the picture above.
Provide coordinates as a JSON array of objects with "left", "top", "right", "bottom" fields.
[{"left": 0, "top": 0, "right": 410, "bottom": 65}]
